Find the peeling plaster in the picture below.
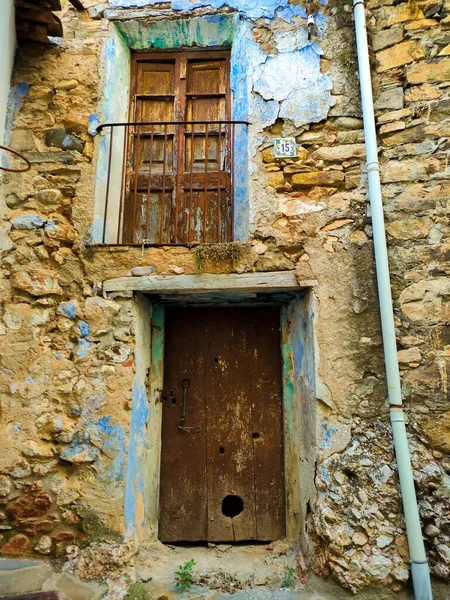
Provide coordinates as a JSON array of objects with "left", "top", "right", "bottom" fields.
[
  {"left": 109, "top": 0, "right": 309, "bottom": 21},
  {"left": 95, "top": 2, "right": 335, "bottom": 241},
  {"left": 253, "top": 46, "right": 335, "bottom": 128},
  {"left": 281, "top": 293, "right": 317, "bottom": 547}
]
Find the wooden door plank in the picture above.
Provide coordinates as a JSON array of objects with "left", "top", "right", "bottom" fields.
[
  {"left": 103, "top": 271, "right": 307, "bottom": 293},
  {"left": 205, "top": 308, "right": 257, "bottom": 541},
  {"left": 159, "top": 308, "right": 207, "bottom": 542},
  {"left": 249, "top": 308, "right": 286, "bottom": 540}
]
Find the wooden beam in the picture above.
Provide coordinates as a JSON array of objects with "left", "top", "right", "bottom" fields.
[
  {"left": 68, "top": 0, "right": 85, "bottom": 10},
  {"left": 103, "top": 271, "right": 317, "bottom": 294}
]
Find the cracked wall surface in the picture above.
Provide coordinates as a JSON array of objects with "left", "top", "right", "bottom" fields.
[{"left": 0, "top": 0, "right": 449, "bottom": 597}]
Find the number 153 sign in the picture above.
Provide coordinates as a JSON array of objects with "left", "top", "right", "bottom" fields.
[{"left": 273, "top": 137, "right": 297, "bottom": 158}]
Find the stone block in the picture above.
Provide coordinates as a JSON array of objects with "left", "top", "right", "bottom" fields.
[
  {"left": 45, "top": 129, "right": 84, "bottom": 153},
  {"left": 10, "top": 212, "right": 47, "bottom": 230},
  {"left": 407, "top": 58, "right": 450, "bottom": 84},
  {"left": 0, "top": 476, "right": 11, "bottom": 498},
  {"left": 377, "top": 41, "right": 425, "bottom": 72},
  {"left": 375, "top": 3, "right": 424, "bottom": 27},
  {"left": 385, "top": 217, "right": 431, "bottom": 240},
  {"left": 8, "top": 491, "right": 52, "bottom": 520},
  {"left": 373, "top": 27, "right": 403, "bottom": 52},
  {"left": 131, "top": 266, "right": 155, "bottom": 277},
  {"left": 0, "top": 534, "right": 30, "bottom": 555},
  {"left": 0, "top": 563, "right": 54, "bottom": 595},
  {"left": 9, "top": 130, "right": 34, "bottom": 152},
  {"left": 374, "top": 87, "right": 404, "bottom": 111},
  {"left": 397, "top": 347, "right": 421, "bottom": 364},
  {"left": 45, "top": 214, "right": 76, "bottom": 243},
  {"left": 45, "top": 573, "right": 106, "bottom": 600},
  {"left": 311, "top": 144, "right": 365, "bottom": 162},
  {"left": 292, "top": 171, "right": 345, "bottom": 188},
  {"left": 55, "top": 79, "right": 79, "bottom": 91},
  {"left": 10, "top": 269, "right": 63, "bottom": 297},
  {"left": 405, "top": 83, "right": 442, "bottom": 102},
  {"left": 420, "top": 411, "right": 450, "bottom": 452},
  {"left": 377, "top": 108, "right": 413, "bottom": 124},
  {"left": 381, "top": 158, "right": 443, "bottom": 182}
]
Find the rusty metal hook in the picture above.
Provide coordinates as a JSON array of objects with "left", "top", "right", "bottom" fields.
[{"left": 0, "top": 146, "right": 31, "bottom": 173}]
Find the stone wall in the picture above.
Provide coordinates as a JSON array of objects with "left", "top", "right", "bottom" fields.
[{"left": 0, "top": 0, "right": 448, "bottom": 595}]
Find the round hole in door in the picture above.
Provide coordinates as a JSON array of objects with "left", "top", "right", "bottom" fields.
[
  {"left": 219, "top": 447, "right": 225, "bottom": 454},
  {"left": 252, "top": 432, "right": 261, "bottom": 440},
  {"left": 222, "top": 495, "right": 244, "bottom": 518}
]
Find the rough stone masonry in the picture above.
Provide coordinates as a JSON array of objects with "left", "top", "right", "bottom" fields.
[{"left": 0, "top": 0, "right": 449, "bottom": 598}]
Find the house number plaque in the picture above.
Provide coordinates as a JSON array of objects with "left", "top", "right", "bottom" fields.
[{"left": 273, "top": 137, "right": 296, "bottom": 158}]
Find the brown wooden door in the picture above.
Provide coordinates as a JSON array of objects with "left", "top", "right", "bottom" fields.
[
  {"left": 124, "top": 50, "right": 232, "bottom": 244},
  {"left": 159, "top": 307, "right": 285, "bottom": 543}
]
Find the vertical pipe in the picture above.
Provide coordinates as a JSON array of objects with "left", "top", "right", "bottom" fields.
[{"left": 352, "top": 2, "right": 432, "bottom": 599}]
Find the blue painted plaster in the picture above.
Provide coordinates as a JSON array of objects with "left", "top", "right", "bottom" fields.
[
  {"left": 77, "top": 338, "right": 93, "bottom": 359},
  {"left": 110, "top": 0, "right": 310, "bottom": 21},
  {"left": 88, "top": 113, "right": 101, "bottom": 136},
  {"left": 78, "top": 321, "right": 91, "bottom": 338},
  {"left": 11, "top": 214, "right": 46, "bottom": 230},
  {"left": 95, "top": 416, "right": 127, "bottom": 482},
  {"left": 124, "top": 380, "right": 150, "bottom": 534},
  {"left": 95, "top": 3, "right": 333, "bottom": 242},
  {"left": 11, "top": 422, "right": 22, "bottom": 435},
  {"left": 60, "top": 436, "right": 101, "bottom": 463},
  {"left": 320, "top": 422, "right": 338, "bottom": 450},
  {"left": 3, "top": 82, "right": 28, "bottom": 153},
  {"left": 58, "top": 301, "right": 77, "bottom": 319}
]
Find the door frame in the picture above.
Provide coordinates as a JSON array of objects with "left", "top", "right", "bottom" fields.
[{"left": 124, "top": 286, "right": 317, "bottom": 552}]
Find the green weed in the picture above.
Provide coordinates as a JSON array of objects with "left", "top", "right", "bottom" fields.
[
  {"left": 281, "top": 566, "right": 297, "bottom": 589},
  {"left": 174, "top": 559, "right": 196, "bottom": 590}
]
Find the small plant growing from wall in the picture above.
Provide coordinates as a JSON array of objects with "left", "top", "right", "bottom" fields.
[
  {"left": 195, "top": 242, "right": 249, "bottom": 273},
  {"left": 174, "top": 559, "right": 196, "bottom": 590},
  {"left": 281, "top": 566, "right": 297, "bottom": 589}
]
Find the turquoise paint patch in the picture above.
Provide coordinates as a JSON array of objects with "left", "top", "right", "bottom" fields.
[{"left": 115, "top": 14, "right": 235, "bottom": 50}]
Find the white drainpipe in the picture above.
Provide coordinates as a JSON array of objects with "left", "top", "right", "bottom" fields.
[{"left": 352, "top": 2, "right": 433, "bottom": 599}]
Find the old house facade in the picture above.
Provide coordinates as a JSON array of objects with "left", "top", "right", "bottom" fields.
[{"left": 0, "top": 0, "right": 449, "bottom": 598}]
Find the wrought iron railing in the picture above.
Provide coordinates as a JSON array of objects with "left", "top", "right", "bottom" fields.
[{"left": 96, "top": 120, "right": 249, "bottom": 246}]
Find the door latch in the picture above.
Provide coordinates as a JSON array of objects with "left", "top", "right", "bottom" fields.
[{"left": 178, "top": 378, "right": 201, "bottom": 434}]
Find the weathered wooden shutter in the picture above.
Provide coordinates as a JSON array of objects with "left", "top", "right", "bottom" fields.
[{"left": 124, "top": 50, "right": 231, "bottom": 245}]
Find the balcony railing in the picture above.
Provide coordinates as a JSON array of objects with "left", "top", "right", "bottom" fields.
[{"left": 96, "top": 120, "right": 249, "bottom": 246}]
